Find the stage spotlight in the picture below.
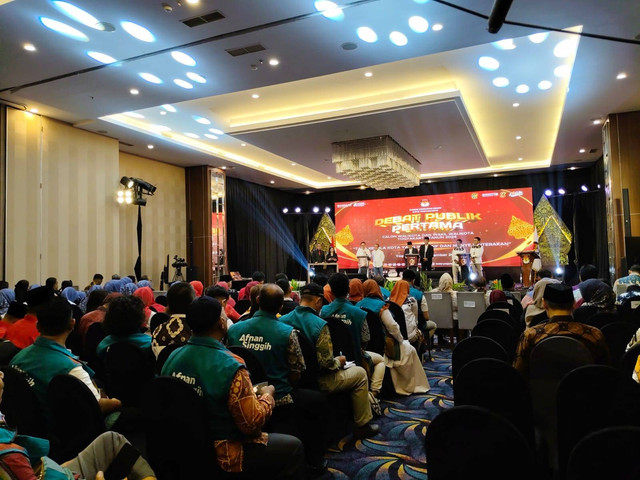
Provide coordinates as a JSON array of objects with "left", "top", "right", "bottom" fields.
[
  {"left": 308, "top": 270, "right": 316, "bottom": 278},
  {"left": 324, "top": 206, "right": 331, "bottom": 213},
  {"left": 558, "top": 188, "right": 566, "bottom": 195},
  {"left": 282, "top": 207, "right": 289, "bottom": 214},
  {"left": 120, "top": 176, "right": 134, "bottom": 188},
  {"left": 312, "top": 206, "right": 320, "bottom": 213},
  {"left": 555, "top": 267, "right": 564, "bottom": 275},
  {"left": 544, "top": 189, "right": 553, "bottom": 196},
  {"left": 294, "top": 207, "right": 301, "bottom": 213},
  {"left": 469, "top": 272, "right": 478, "bottom": 281},
  {"left": 581, "top": 185, "right": 588, "bottom": 192}
]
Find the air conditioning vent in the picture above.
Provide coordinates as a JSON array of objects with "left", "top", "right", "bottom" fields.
[
  {"left": 181, "top": 10, "right": 225, "bottom": 28},
  {"left": 119, "top": 141, "right": 134, "bottom": 147},
  {"left": 225, "top": 43, "right": 266, "bottom": 57}
]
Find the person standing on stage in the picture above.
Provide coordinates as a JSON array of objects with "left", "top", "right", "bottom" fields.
[
  {"left": 451, "top": 239, "right": 466, "bottom": 283},
  {"left": 470, "top": 236, "right": 484, "bottom": 277},
  {"left": 310, "top": 244, "right": 325, "bottom": 263},
  {"left": 372, "top": 243, "right": 385, "bottom": 277},
  {"left": 419, "top": 237, "right": 434, "bottom": 271},
  {"left": 403, "top": 242, "right": 419, "bottom": 272},
  {"left": 356, "top": 242, "right": 371, "bottom": 276},
  {"left": 326, "top": 246, "right": 338, "bottom": 263}
]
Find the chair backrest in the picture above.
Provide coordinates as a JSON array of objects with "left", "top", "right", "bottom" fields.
[
  {"left": 361, "top": 307, "right": 385, "bottom": 355},
  {"left": 233, "top": 299, "right": 251, "bottom": 316},
  {"left": 425, "top": 405, "right": 535, "bottom": 480},
  {"left": 509, "top": 291, "right": 522, "bottom": 302},
  {"left": 456, "top": 292, "right": 487, "bottom": 330},
  {"left": 104, "top": 341, "right": 155, "bottom": 407},
  {"left": 426, "top": 292, "right": 454, "bottom": 329},
  {"left": 618, "top": 295, "right": 640, "bottom": 324},
  {"left": 83, "top": 321, "right": 106, "bottom": 381},
  {"left": 584, "top": 311, "right": 620, "bottom": 329},
  {"left": 471, "top": 319, "right": 517, "bottom": 360},
  {"left": 566, "top": 426, "right": 640, "bottom": 480},
  {"left": 620, "top": 343, "right": 640, "bottom": 378},
  {"left": 451, "top": 336, "right": 509, "bottom": 380},
  {"left": 227, "top": 345, "right": 267, "bottom": 384},
  {"left": 155, "top": 342, "right": 182, "bottom": 374},
  {"left": 295, "top": 330, "right": 320, "bottom": 389},
  {"left": 0, "top": 341, "right": 20, "bottom": 365},
  {"left": 488, "top": 301, "right": 524, "bottom": 330},
  {"left": 614, "top": 283, "right": 629, "bottom": 297},
  {"left": 557, "top": 364, "right": 640, "bottom": 476},
  {"left": 601, "top": 321, "right": 639, "bottom": 368},
  {"left": 454, "top": 358, "right": 534, "bottom": 447},
  {"left": 47, "top": 374, "right": 105, "bottom": 463},
  {"left": 0, "top": 365, "right": 47, "bottom": 438},
  {"left": 142, "top": 376, "right": 211, "bottom": 479},
  {"left": 324, "top": 316, "right": 358, "bottom": 361},
  {"left": 386, "top": 301, "right": 408, "bottom": 339},
  {"left": 573, "top": 305, "right": 599, "bottom": 324},
  {"left": 149, "top": 312, "right": 169, "bottom": 335},
  {"left": 529, "top": 336, "right": 594, "bottom": 430}
]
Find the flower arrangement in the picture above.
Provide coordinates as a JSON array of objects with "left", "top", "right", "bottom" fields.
[{"left": 290, "top": 279, "right": 300, "bottom": 292}]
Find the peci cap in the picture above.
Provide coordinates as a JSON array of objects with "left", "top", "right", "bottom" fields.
[
  {"left": 300, "top": 282, "right": 324, "bottom": 297},
  {"left": 25, "top": 286, "right": 55, "bottom": 308},
  {"left": 543, "top": 283, "right": 574, "bottom": 304}
]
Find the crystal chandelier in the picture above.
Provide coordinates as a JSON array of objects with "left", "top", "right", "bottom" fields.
[{"left": 332, "top": 135, "right": 421, "bottom": 190}]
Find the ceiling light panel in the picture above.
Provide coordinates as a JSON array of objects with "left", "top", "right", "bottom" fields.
[
  {"left": 171, "top": 51, "right": 196, "bottom": 66},
  {"left": 52, "top": 1, "right": 101, "bottom": 30},
  {"left": 121, "top": 21, "right": 155, "bottom": 42},
  {"left": 87, "top": 51, "right": 116, "bottom": 64},
  {"left": 39, "top": 17, "right": 89, "bottom": 41}
]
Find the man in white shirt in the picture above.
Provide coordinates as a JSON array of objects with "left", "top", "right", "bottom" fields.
[
  {"left": 372, "top": 243, "right": 385, "bottom": 276},
  {"left": 451, "top": 238, "right": 466, "bottom": 283},
  {"left": 470, "top": 236, "right": 484, "bottom": 277},
  {"left": 356, "top": 241, "right": 371, "bottom": 277}
]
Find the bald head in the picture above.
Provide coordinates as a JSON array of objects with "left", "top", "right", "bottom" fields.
[{"left": 258, "top": 283, "right": 284, "bottom": 315}]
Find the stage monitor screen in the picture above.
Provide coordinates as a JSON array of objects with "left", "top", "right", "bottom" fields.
[{"left": 334, "top": 187, "right": 534, "bottom": 269}]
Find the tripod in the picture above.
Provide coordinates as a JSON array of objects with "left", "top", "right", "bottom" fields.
[{"left": 172, "top": 267, "right": 185, "bottom": 283}]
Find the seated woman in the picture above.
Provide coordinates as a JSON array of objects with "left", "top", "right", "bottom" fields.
[
  {"left": 523, "top": 278, "right": 560, "bottom": 327},
  {"left": 96, "top": 296, "right": 152, "bottom": 359},
  {"left": 433, "top": 273, "right": 458, "bottom": 345},
  {"left": 349, "top": 278, "right": 364, "bottom": 304},
  {"left": 358, "top": 280, "right": 429, "bottom": 395},
  {"left": 325, "top": 246, "right": 338, "bottom": 263}
]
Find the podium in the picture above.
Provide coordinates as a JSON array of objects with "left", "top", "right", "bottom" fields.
[
  {"left": 308, "top": 262, "right": 339, "bottom": 282},
  {"left": 405, "top": 253, "right": 420, "bottom": 271},
  {"left": 517, "top": 251, "right": 539, "bottom": 288}
]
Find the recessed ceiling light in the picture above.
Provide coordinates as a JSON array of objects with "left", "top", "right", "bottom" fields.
[
  {"left": 356, "top": 26, "right": 378, "bottom": 43},
  {"left": 161, "top": 104, "right": 176, "bottom": 112},
  {"left": 173, "top": 79, "right": 193, "bottom": 89},
  {"left": 147, "top": 144, "right": 154, "bottom": 149},
  {"left": 581, "top": 185, "right": 588, "bottom": 192},
  {"left": 493, "top": 174, "right": 499, "bottom": 177},
  {"left": 616, "top": 72, "right": 627, "bottom": 80},
  {"left": 150, "top": 124, "right": 171, "bottom": 132},
  {"left": 553, "top": 38, "right": 576, "bottom": 58},
  {"left": 186, "top": 72, "right": 206, "bottom": 84},
  {"left": 478, "top": 56, "right": 499, "bottom": 71},
  {"left": 123, "top": 111, "right": 144, "bottom": 118},
  {"left": 30, "top": 108, "right": 38, "bottom": 113},
  {"left": 121, "top": 21, "right": 155, "bottom": 42},
  {"left": 39, "top": 17, "right": 89, "bottom": 41},
  {"left": 493, "top": 38, "right": 515, "bottom": 50},
  {"left": 252, "top": 93, "right": 260, "bottom": 99},
  {"left": 413, "top": 0, "right": 429, "bottom": 3},
  {"left": 184, "top": 133, "right": 199, "bottom": 138},
  {"left": 554, "top": 64, "right": 570, "bottom": 78},
  {"left": 518, "top": 157, "right": 523, "bottom": 161},
  {"left": 87, "top": 51, "right": 116, "bottom": 64},
  {"left": 160, "top": 111, "right": 166, "bottom": 115},
  {"left": 544, "top": 189, "right": 553, "bottom": 196},
  {"left": 364, "top": 71, "right": 373, "bottom": 77},
  {"left": 268, "top": 58, "right": 279, "bottom": 66},
  {"left": 129, "top": 88, "right": 139, "bottom": 95},
  {"left": 209, "top": 128, "right": 224, "bottom": 135},
  {"left": 270, "top": 180, "right": 275, "bottom": 184},
  {"left": 389, "top": 31, "right": 408, "bottom": 46},
  {"left": 528, "top": 32, "right": 549, "bottom": 44},
  {"left": 291, "top": 162, "right": 296, "bottom": 166},
  {"left": 512, "top": 102, "right": 520, "bottom": 107},
  {"left": 186, "top": 0, "right": 199, "bottom": 3},
  {"left": 171, "top": 51, "right": 196, "bottom": 66},
  {"left": 592, "top": 118, "right": 603, "bottom": 125},
  {"left": 52, "top": 1, "right": 101, "bottom": 30},
  {"left": 558, "top": 188, "right": 566, "bottom": 195},
  {"left": 516, "top": 84, "right": 530, "bottom": 93},
  {"left": 408, "top": 16, "right": 429, "bottom": 33},
  {"left": 314, "top": 1, "right": 344, "bottom": 21},
  {"left": 569, "top": 166, "right": 576, "bottom": 171},
  {"left": 579, "top": 148, "right": 586, "bottom": 153},
  {"left": 492, "top": 77, "right": 509, "bottom": 87},
  {"left": 359, "top": 185, "right": 366, "bottom": 190},
  {"left": 192, "top": 116, "right": 211, "bottom": 125},
  {"left": 516, "top": 135, "right": 522, "bottom": 140},
  {"left": 204, "top": 134, "right": 218, "bottom": 140},
  {"left": 23, "top": 43, "right": 36, "bottom": 51},
  {"left": 221, "top": 166, "right": 227, "bottom": 170},
  {"left": 431, "top": 23, "right": 443, "bottom": 31},
  {"left": 538, "top": 80, "right": 552, "bottom": 90},
  {"left": 241, "top": 143, "right": 246, "bottom": 147},
  {"left": 139, "top": 72, "right": 162, "bottom": 84}
]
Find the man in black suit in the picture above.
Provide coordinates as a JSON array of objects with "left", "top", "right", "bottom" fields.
[
  {"left": 403, "top": 241, "right": 419, "bottom": 272},
  {"left": 419, "top": 236, "right": 434, "bottom": 271}
]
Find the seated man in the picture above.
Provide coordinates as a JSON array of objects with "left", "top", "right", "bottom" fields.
[
  {"left": 276, "top": 278, "right": 299, "bottom": 315},
  {"left": 96, "top": 295, "right": 152, "bottom": 359},
  {"left": 162, "top": 296, "right": 304, "bottom": 479},
  {"left": 204, "top": 285, "right": 237, "bottom": 327},
  {"left": 10, "top": 297, "right": 122, "bottom": 423},
  {"left": 614, "top": 264, "right": 640, "bottom": 289},
  {"left": 151, "top": 282, "right": 195, "bottom": 358},
  {"left": 401, "top": 269, "right": 437, "bottom": 342},
  {"left": 320, "top": 274, "right": 385, "bottom": 398},
  {"left": 513, "top": 283, "right": 610, "bottom": 379},
  {"left": 280, "top": 283, "right": 380, "bottom": 437},
  {"left": 228, "top": 284, "right": 328, "bottom": 474},
  {"left": 5, "top": 286, "right": 54, "bottom": 349}
]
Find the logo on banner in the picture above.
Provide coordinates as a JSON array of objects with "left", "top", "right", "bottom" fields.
[
  {"left": 471, "top": 193, "right": 478, "bottom": 199},
  {"left": 420, "top": 199, "right": 430, "bottom": 207}
]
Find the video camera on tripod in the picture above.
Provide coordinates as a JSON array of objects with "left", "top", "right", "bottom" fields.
[{"left": 171, "top": 255, "right": 188, "bottom": 282}]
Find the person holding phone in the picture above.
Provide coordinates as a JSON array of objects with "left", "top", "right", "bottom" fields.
[{"left": 162, "top": 296, "right": 304, "bottom": 479}]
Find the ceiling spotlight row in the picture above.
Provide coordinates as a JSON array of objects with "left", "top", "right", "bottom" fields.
[
  {"left": 544, "top": 185, "right": 598, "bottom": 197},
  {"left": 282, "top": 206, "right": 331, "bottom": 214}
]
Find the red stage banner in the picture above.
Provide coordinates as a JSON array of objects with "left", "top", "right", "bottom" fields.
[{"left": 335, "top": 188, "right": 534, "bottom": 269}]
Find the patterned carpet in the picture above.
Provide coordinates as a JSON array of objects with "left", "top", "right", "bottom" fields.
[{"left": 321, "top": 349, "right": 453, "bottom": 479}]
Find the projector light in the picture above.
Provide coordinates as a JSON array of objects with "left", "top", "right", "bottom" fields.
[{"left": 282, "top": 207, "right": 289, "bottom": 213}]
